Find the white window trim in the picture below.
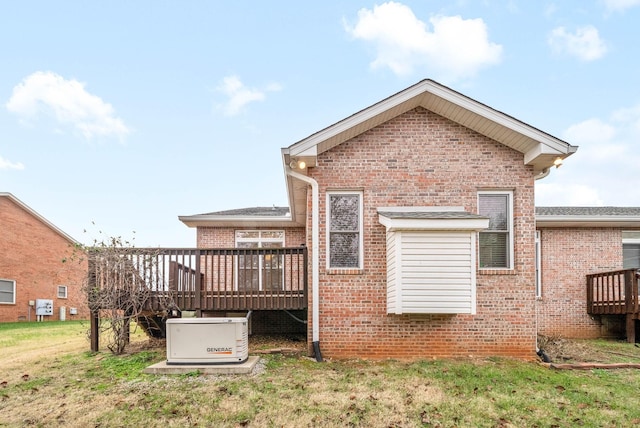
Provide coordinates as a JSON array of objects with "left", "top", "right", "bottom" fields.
[
  {"left": 478, "top": 190, "right": 514, "bottom": 270},
  {"left": 0, "top": 278, "right": 16, "bottom": 305},
  {"left": 535, "top": 230, "right": 542, "bottom": 298},
  {"left": 622, "top": 232, "right": 640, "bottom": 269},
  {"left": 57, "top": 285, "right": 68, "bottom": 299},
  {"left": 235, "top": 230, "right": 286, "bottom": 247},
  {"left": 234, "top": 230, "right": 285, "bottom": 291},
  {"left": 326, "top": 190, "right": 364, "bottom": 270}
]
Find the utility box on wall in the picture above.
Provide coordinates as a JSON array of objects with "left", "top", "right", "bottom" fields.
[
  {"left": 35, "top": 299, "right": 53, "bottom": 316},
  {"left": 166, "top": 318, "right": 249, "bottom": 365}
]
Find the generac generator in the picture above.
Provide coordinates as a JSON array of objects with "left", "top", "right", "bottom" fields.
[{"left": 166, "top": 317, "right": 249, "bottom": 365}]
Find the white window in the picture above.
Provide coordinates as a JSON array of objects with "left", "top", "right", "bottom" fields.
[
  {"left": 478, "top": 191, "right": 514, "bottom": 269},
  {"left": 235, "top": 230, "right": 285, "bottom": 291},
  {"left": 327, "top": 191, "right": 363, "bottom": 269},
  {"left": 57, "top": 285, "right": 68, "bottom": 299},
  {"left": 0, "top": 279, "right": 16, "bottom": 304},
  {"left": 535, "top": 230, "right": 542, "bottom": 298},
  {"left": 622, "top": 231, "right": 640, "bottom": 269}
]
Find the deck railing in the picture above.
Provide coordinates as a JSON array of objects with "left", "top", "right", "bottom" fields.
[
  {"left": 88, "top": 247, "right": 308, "bottom": 313},
  {"left": 586, "top": 269, "right": 639, "bottom": 316},
  {"left": 587, "top": 268, "right": 639, "bottom": 343}
]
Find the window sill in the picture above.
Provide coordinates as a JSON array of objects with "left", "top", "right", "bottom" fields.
[
  {"left": 326, "top": 268, "right": 364, "bottom": 275},
  {"left": 478, "top": 269, "right": 516, "bottom": 275}
]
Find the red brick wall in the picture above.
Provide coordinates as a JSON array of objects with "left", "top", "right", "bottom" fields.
[
  {"left": 307, "top": 107, "right": 538, "bottom": 359},
  {"left": 0, "top": 196, "right": 88, "bottom": 322},
  {"left": 197, "top": 227, "right": 306, "bottom": 248},
  {"left": 536, "top": 227, "right": 623, "bottom": 338}
]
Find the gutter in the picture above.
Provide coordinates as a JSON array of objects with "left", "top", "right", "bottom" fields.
[{"left": 285, "top": 168, "right": 322, "bottom": 362}]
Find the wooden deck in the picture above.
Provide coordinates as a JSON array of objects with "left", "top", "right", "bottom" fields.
[
  {"left": 587, "top": 269, "right": 640, "bottom": 342},
  {"left": 88, "top": 247, "right": 308, "bottom": 351},
  {"left": 89, "top": 247, "right": 308, "bottom": 313}
]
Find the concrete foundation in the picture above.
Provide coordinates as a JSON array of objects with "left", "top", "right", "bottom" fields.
[{"left": 143, "top": 355, "right": 260, "bottom": 375}]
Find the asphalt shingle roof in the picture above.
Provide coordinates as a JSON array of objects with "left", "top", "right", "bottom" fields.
[
  {"left": 202, "top": 206, "right": 290, "bottom": 217},
  {"left": 378, "top": 211, "right": 487, "bottom": 220},
  {"left": 536, "top": 207, "right": 640, "bottom": 216}
]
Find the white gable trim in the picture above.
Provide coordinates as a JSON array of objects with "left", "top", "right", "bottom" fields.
[{"left": 286, "top": 79, "right": 577, "bottom": 173}]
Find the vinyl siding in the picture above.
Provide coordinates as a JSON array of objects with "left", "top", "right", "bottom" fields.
[{"left": 387, "top": 231, "right": 475, "bottom": 314}]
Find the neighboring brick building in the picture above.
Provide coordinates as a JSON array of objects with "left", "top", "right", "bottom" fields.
[
  {"left": 181, "top": 79, "right": 578, "bottom": 360},
  {"left": 535, "top": 207, "right": 640, "bottom": 340},
  {"left": 0, "top": 193, "right": 88, "bottom": 322}
]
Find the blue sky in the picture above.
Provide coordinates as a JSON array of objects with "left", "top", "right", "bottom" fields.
[{"left": 2, "top": 1, "right": 640, "bottom": 247}]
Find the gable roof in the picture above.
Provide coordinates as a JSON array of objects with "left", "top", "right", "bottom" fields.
[
  {"left": 282, "top": 79, "right": 578, "bottom": 226},
  {"left": 0, "top": 192, "right": 78, "bottom": 244},
  {"left": 179, "top": 206, "right": 295, "bottom": 228},
  {"left": 536, "top": 206, "right": 640, "bottom": 228},
  {"left": 180, "top": 79, "right": 579, "bottom": 230}
]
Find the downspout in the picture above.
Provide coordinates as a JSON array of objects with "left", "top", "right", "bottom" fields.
[
  {"left": 286, "top": 168, "right": 322, "bottom": 362},
  {"left": 534, "top": 166, "right": 550, "bottom": 361}
]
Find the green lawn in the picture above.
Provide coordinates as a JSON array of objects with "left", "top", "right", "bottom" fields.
[{"left": 2, "top": 321, "right": 640, "bottom": 427}]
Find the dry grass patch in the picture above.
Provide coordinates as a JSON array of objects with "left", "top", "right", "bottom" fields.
[{"left": 3, "top": 324, "right": 640, "bottom": 427}]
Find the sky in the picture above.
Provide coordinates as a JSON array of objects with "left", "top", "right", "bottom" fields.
[{"left": 2, "top": 1, "right": 640, "bottom": 247}]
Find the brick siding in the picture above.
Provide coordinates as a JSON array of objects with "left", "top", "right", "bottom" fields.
[
  {"left": 0, "top": 196, "right": 88, "bottom": 322},
  {"left": 197, "top": 227, "right": 306, "bottom": 248},
  {"left": 306, "top": 107, "right": 538, "bottom": 359},
  {"left": 536, "top": 227, "right": 623, "bottom": 338}
]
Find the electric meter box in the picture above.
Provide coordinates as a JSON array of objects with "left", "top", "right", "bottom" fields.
[
  {"left": 35, "top": 299, "right": 53, "bottom": 316},
  {"left": 166, "top": 317, "right": 249, "bottom": 365}
]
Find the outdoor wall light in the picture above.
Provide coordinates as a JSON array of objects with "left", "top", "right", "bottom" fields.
[
  {"left": 289, "top": 159, "right": 306, "bottom": 169},
  {"left": 553, "top": 157, "right": 563, "bottom": 168}
]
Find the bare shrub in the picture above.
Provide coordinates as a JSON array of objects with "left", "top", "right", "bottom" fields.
[{"left": 70, "top": 232, "right": 175, "bottom": 354}]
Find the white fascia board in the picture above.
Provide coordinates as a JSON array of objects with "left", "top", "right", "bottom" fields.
[
  {"left": 524, "top": 144, "right": 577, "bottom": 165},
  {"left": 378, "top": 206, "right": 464, "bottom": 213},
  {"left": 426, "top": 81, "right": 574, "bottom": 154},
  {"left": 288, "top": 79, "right": 575, "bottom": 161},
  {"left": 536, "top": 215, "right": 640, "bottom": 228},
  {"left": 288, "top": 82, "right": 428, "bottom": 155},
  {"left": 178, "top": 215, "right": 298, "bottom": 228},
  {"left": 378, "top": 215, "right": 489, "bottom": 231}
]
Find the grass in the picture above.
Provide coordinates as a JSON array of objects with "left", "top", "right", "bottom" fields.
[{"left": 2, "top": 323, "right": 640, "bottom": 427}]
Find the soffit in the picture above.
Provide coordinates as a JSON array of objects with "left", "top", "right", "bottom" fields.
[
  {"left": 287, "top": 79, "right": 577, "bottom": 173},
  {"left": 178, "top": 214, "right": 304, "bottom": 228}
]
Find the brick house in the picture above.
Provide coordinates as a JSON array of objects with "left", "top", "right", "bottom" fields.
[
  {"left": 0, "top": 193, "right": 88, "bottom": 322},
  {"left": 535, "top": 207, "right": 640, "bottom": 340},
  {"left": 180, "top": 79, "right": 579, "bottom": 360}
]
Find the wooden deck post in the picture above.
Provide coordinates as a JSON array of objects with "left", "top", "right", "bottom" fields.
[
  {"left": 626, "top": 314, "right": 636, "bottom": 344},
  {"left": 195, "top": 249, "right": 202, "bottom": 317},
  {"left": 625, "top": 270, "right": 637, "bottom": 343}
]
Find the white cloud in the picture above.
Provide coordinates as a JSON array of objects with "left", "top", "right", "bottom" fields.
[
  {"left": 344, "top": 2, "right": 502, "bottom": 81},
  {"left": 536, "top": 104, "right": 640, "bottom": 207},
  {"left": 216, "top": 75, "right": 281, "bottom": 117},
  {"left": 5, "top": 71, "right": 129, "bottom": 141},
  {"left": 548, "top": 25, "right": 607, "bottom": 61},
  {"left": 0, "top": 156, "right": 24, "bottom": 170},
  {"left": 603, "top": 0, "right": 640, "bottom": 12}
]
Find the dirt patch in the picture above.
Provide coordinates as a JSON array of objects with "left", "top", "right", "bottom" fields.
[{"left": 537, "top": 335, "right": 640, "bottom": 364}]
